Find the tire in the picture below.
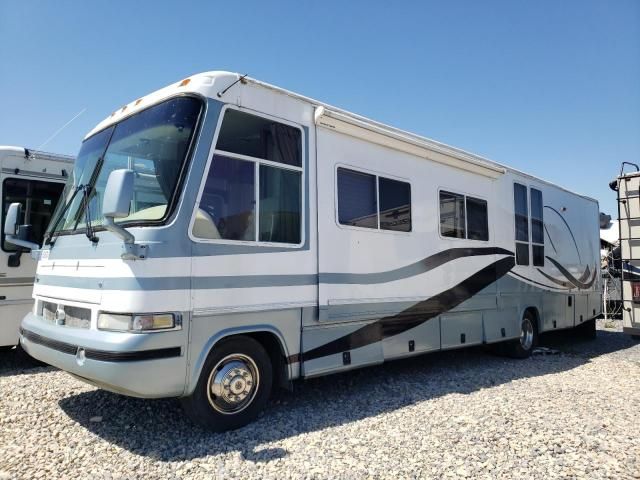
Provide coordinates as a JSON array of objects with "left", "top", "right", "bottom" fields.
[
  {"left": 632, "top": 335, "right": 640, "bottom": 341},
  {"left": 505, "top": 311, "right": 538, "bottom": 359},
  {"left": 0, "top": 345, "right": 16, "bottom": 353},
  {"left": 181, "top": 335, "right": 272, "bottom": 432}
]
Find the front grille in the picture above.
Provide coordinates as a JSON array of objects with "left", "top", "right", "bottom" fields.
[
  {"left": 42, "top": 301, "right": 57, "bottom": 322},
  {"left": 64, "top": 306, "right": 91, "bottom": 329},
  {"left": 40, "top": 301, "right": 91, "bottom": 329}
]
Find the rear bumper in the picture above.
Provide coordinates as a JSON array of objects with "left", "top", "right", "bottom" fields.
[{"left": 20, "top": 312, "right": 188, "bottom": 398}]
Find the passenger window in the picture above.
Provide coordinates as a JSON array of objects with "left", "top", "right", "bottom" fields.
[
  {"left": 379, "top": 177, "right": 411, "bottom": 232},
  {"left": 440, "top": 191, "right": 465, "bottom": 238},
  {"left": 199, "top": 155, "right": 255, "bottom": 241},
  {"left": 530, "top": 188, "right": 544, "bottom": 266},
  {"left": 466, "top": 197, "right": 488, "bottom": 241},
  {"left": 259, "top": 165, "right": 301, "bottom": 243},
  {"left": 2, "top": 178, "right": 65, "bottom": 251},
  {"left": 337, "top": 168, "right": 377, "bottom": 229},
  {"left": 514, "top": 183, "right": 529, "bottom": 265},
  {"left": 195, "top": 109, "right": 303, "bottom": 245},
  {"left": 216, "top": 109, "right": 301, "bottom": 167}
]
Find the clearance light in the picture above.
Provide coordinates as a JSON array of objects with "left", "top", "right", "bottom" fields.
[
  {"left": 179, "top": 78, "right": 191, "bottom": 87},
  {"left": 98, "top": 313, "right": 180, "bottom": 332},
  {"left": 135, "top": 98, "right": 143, "bottom": 106},
  {"left": 121, "top": 105, "right": 127, "bottom": 112}
]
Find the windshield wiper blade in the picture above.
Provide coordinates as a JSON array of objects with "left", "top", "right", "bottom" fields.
[
  {"left": 80, "top": 185, "right": 99, "bottom": 244},
  {"left": 44, "top": 185, "right": 83, "bottom": 246}
]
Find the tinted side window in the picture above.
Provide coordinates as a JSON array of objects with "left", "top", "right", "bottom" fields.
[
  {"left": 514, "top": 183, "right": 529, "bottom": 265},
  {"left": 530, "top": 188, "right": 544, "bottom": 266},
  {"left": 216, "top": 109, "right": 301, "bottom": 167},
  {"left": 259, "top": 165, "right": 301, "bottom": 243},
  {"left": 466, "top": 197, "right": 488, "bottom": 241},
  {"left": 337, "top": 168, "right": 377, "bottom": 229},
  {"left": 379, "top": 177, "right": 411, "bottom": 232},
  {"left": 198, "top": 155, "right": 255, "bottom": 241},
  {"left": 2, "top": 178, "right": 65, "bottom": 251},
  {"left": 514, "top": 183, "right": 529, "bottom": 242},
  {"left": 440, "top": 191, "right": 465, "bottom": 238}
]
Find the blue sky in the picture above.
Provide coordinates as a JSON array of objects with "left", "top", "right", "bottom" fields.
[{"left": 1, "top": 0, "right": 638, "bottom": 216}]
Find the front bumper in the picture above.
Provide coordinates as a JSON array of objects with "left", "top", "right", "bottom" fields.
[{"left": 20, "top": 312, "right": 188, "bottom": 398}]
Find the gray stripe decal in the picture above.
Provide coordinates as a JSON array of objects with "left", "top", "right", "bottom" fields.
[
  {"left": 0, "top": 276, "right": 35, "bottom": 285},
  {"left": 319, "top": 247, "right": 513, "bottom": 284},
  {"left": 36, "top": 247, "right": 514, "bottom": 291},
  {"left": 36, "top": 274, "right": 317, "bottom": 290}
]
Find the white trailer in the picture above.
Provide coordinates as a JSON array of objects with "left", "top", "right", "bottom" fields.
[
  {"left": 0, "top": 146, "right": 73, "bottom": 349},
  {"left": 611, "top": 165, "right": 640, "bottom": 338},
  {"left": 12, "top": 73, "right": 601, "bottom": 430}
]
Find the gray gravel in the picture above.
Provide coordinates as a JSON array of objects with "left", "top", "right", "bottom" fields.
[{"left": 1, "top": 321, "right": 639, "bottom": 479}]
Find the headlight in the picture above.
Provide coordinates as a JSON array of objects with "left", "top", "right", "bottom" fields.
[{"left": 97, "top": 312, "right": 179, "bottom": 332}]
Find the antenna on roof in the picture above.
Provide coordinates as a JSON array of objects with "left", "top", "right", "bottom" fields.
[
  {"left": 36, "top": 108, "right": 87, "bottom": 150},
  {"left": 217, "top": 74, "right": 248, "bottom": 98}
]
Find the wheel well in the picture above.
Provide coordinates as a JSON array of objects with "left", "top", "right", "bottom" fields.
[
  {"left": 231, "top": 331, "right": 289, "bottom": 391},
  {"left": 524, "top": 306, "right": 540, "bottom": 332}
]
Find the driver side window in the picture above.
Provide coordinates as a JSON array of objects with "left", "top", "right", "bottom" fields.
[{"left": 194, "top": 108, "right": 303, "bottom": 245}]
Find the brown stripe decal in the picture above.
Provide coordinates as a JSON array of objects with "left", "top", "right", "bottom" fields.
[{"left": 298, "top": 255, "right": 515, "bottom": 363}]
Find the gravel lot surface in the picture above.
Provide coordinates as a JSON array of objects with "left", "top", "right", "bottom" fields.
[{"left": 1, "top": 320, "right": 639, "bottom": 480}]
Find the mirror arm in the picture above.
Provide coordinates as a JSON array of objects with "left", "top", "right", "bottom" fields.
[
  {"left": 103, "top": 216, "right": 135, "bottom": 244},
  {"left": 5, "top": 235, "right": 39, "bottom": 251},
  {"left": 102, "top": 216, "right": 147, "bottom": 260}
]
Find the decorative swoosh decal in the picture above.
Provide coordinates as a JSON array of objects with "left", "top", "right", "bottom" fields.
[
  {"left": 319, "top": 247, "right": 513, "bottom": 285},
  {"left": 537, "top": 269, "right": 573, "bottom": 289},
  {"left": 508, "top": 270, "right": 570, "bottom": 291},
  {"left": 543, "top": 205, "right": 582, "bottom": 263},
  {"left": 300, "top": 256, "right": 516, "bottom": 362},
  {"left": 538, "top": 258, "right": 597, "bottom": 290}
]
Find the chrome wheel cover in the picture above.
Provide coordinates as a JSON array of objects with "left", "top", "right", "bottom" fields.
[
  {"left": 207, "top": 354, "right": 260, "bottom": 414},
  {"left": 520, "top": 317, "right": 534, "bottom": 351}
]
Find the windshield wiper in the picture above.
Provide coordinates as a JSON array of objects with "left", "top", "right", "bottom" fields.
[
  {"left": 80, "top": 185, "right": 99, "bottom": 244},
  {"left": 71, "top": 155, "right": 104, "bottom": 244},
  {"left": 44, "top": 184, "right": 83, "bottom": 246}
]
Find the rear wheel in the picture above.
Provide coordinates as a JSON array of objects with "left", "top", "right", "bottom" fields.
[
  {"left": 181, "top": 336, "right": 272, "bottom": 432},
  {"left": 505, "top": 311, "right": 538, "bottom": 358}
]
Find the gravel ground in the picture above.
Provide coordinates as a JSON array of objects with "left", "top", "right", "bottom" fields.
[{"left": 1, "top": 320, "right": 639, "bottom": 480}]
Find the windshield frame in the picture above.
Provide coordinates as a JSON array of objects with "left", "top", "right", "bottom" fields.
[{"left": 48, "top": 93, "right": 206, "bottom": 238}]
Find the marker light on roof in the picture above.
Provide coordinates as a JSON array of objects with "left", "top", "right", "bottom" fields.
[
  {"left": 179, "top": 78, "right": 191, "bottom": 87},
  {"left": 135, "top": 99, "right": 143, "bottom": 105}
]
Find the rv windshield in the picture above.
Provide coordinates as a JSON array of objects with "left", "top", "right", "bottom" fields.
[{"left": 47, "top": 96, "right": 202, "bottom": 237}]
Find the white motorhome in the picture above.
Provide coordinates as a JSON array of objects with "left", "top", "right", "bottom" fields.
[
  {"left": 0, "top": 146, "right": 73, "bottom": 350},
  {"left": 13, "top": 73, "right": 601, "bottom": 431}
]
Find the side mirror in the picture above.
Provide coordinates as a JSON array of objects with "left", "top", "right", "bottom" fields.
[
  {"left": 102, "top": 169, "right": 136, "bottom": 247},
  {"left": 3, "top": 203, "right": 39, "bottom": 252},
  {"left": 102, "top": 169, "right": 134, "bottom": 218},
  {"left": 4, "top": 202, "right": 21, "bottom": 236}
]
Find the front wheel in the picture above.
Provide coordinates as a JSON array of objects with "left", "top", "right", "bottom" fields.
[
  {"left": 181, "top": 336, "right": 273, "bottom": 432},
  {"left": 505, "top": 311, "right": 538, "bottom": 359}
]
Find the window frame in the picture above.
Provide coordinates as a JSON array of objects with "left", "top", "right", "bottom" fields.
[
  {"left": 189, "top": 104, "right": 306, "bottom": 248},
  {"left": 50, "top": 94, "right": 206, "bottom": 240},
  {"left": 513, "top": 182, "right": 530, "bottom": 265},
  {"left": 512, "top": 181, "right": 545, "bottom": 267},
  {"left": 436, "top": 187, "right": 490, "bottom": 242},
  {"left": 334, "top": 164, "right": 412, "bottom": 234},
  {"left": 1, "top": 176, "right": 66, "bottom": 252},
  {"left": 530, "top": 187, "right": 544, "bottom": 267}
]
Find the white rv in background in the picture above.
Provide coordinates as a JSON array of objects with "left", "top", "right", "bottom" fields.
[
  {"left": 13, "top": 73, "right": 601, "bottom": 431},
  {"left": 0, "top": 146, "right": 73, "bottom": 350}
]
